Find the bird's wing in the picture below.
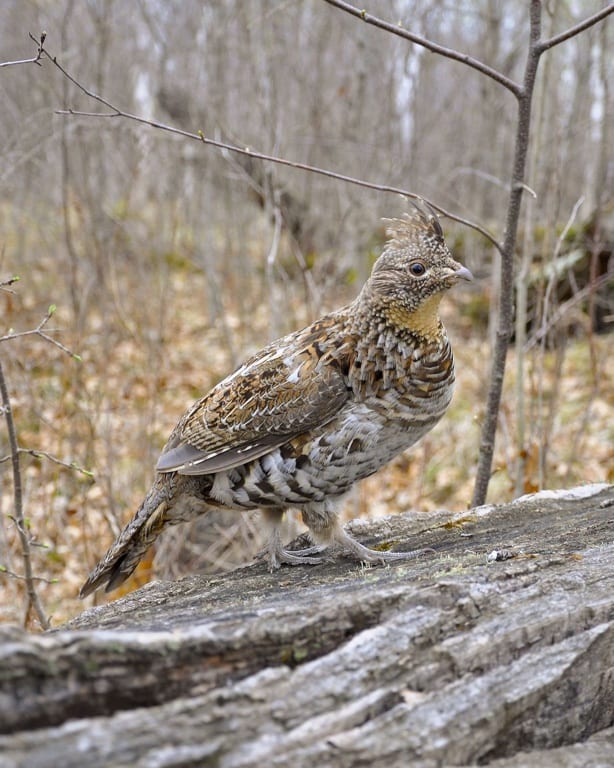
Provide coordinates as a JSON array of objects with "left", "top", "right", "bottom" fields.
[{"left": 156, "top": 318, "right": 351, "bottom": 475}]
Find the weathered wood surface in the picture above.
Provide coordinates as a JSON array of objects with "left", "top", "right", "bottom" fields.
[{"left": 1, "top": 484, "right": 613, "bottom": 767}]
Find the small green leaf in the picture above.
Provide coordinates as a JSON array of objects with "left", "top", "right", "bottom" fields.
[
  {"left": 72, "top": 353, "right": 82, "bottom": 362},
  {"left": 48, "top": 304, "right": 57, "bottom": 315}
]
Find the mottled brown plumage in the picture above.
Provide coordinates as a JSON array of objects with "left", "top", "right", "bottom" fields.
[{"left": 80, "top": 205, "right": 472, "bottom": 597}]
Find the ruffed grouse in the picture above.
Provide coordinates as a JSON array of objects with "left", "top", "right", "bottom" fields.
[{"left": 80, "top": 205, "right": 472, "bottom": 597}]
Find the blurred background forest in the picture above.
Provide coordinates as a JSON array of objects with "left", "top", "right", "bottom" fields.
[{"left": 0, "top": 0, "right": 612, "bottom": 627}]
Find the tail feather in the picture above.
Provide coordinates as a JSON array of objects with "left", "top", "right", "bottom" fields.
[{"left": 79, "top": 487, "right": 168, "bottom": 598}]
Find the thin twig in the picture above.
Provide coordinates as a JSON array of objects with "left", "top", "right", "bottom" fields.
[
  {"left": 0, "top": 281, "right": 81, "bottom": 628},
  {"left": 1, "top": 276, "right": 21, "bottom": 293},
  {"left": 0, "top": 448, "right": 94, "bottom": 478},
  {"left": 537, "top": 4, "right": 614, "bottom": 51},
  {"left": 0, "top": 55, "right": 42, "bottom": 68},
  {"left": 553, "top": 196, "right": 585, "bottom": 262},
  {"left": 0, "top": 305, "right": 81, "bottom": 360},
  {"left": 0, "top": 564, "right": 58, "bottom": 584},
  {"left": 31, "top": 35, "right": 501, "bottom": 252},
  {"left": 0, "top": 31, "right": 45, "bottom": 68},
  {"left": 0, "top": 359, "right": 50, "bottom": 630},
  {"left": 321, "top": 0, "right": 523, "bottom": 97}
]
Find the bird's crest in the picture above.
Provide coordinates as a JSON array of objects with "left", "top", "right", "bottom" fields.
[{"left": 383, "top": 200, "right": 444, "bottom": 251}]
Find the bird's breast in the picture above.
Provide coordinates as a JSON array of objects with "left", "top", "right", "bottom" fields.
[{"left": 351, "top": 331, "right": 455, "bottom": 406}]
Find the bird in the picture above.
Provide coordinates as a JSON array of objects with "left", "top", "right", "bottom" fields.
[{"left": 80, "top": 204, "right": 473, "bottom": 597}]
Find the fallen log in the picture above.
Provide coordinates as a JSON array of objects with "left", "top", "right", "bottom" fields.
[{"left": 0, "top": 484, "right": 612, "bottom": 767}]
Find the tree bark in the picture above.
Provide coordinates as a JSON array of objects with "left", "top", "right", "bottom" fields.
[{"left": 0, "top": 484, "right": 613, "bottom": 767}]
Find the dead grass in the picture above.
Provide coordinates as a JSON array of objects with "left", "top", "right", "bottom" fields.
[{"left": 1, "top": 203, "right": 612, "bottom": 628}]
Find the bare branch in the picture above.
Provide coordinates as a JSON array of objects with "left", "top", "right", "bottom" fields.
[
  {"left": 0, "top": 286, "right": 82, "bottom": 628},
  {"left": 433, "top": 205, "right": 502, "bottom": 251},
  {"left": 0, "top": 564, "right": 57, "bottom": 585},
  {"left": 537, "top": 4, "right": 614, "bottom": 52},
  {"left": 0, "top": 55, "right": 42, "bottom": 68},
  {"left": 0, "top": 31, "right": 45, "bottom": 68},
  {"left": 0, "top": 304, "right": 81, "bottom": 360},
  {"left": 553, "top": 196, "right": 585, "bottom": 262},
  {"left": 321, "top": 0, "right": 523, "bottom": 97},
  {"left": 0, "top": 359, "right": 50, "bottom": 630},
  {"left": 1, "top": 275, "right": 20, "bottom": 294},
  {"left": 33, "top": 36, "right": 501, "bottom": 252},
  {"left": 0, "top": 448, "right": 94, "bottom": 478}
]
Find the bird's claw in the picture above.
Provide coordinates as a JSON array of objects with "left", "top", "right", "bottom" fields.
[
  {"left": 255, "top": 541, "right": 328, "bottom": 571},
  {"left": 334, "top": 528, "right": 434, "bottom": 566}
]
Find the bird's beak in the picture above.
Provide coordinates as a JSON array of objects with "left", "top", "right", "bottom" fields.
[{"left": 455, "top": 265, "right": 474, "bottom": 282}]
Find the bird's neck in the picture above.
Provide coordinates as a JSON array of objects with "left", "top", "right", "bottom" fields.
[
  {"left": 381, "top": 293, "right": 445, "bottom": 343},
  {"left": 353, "top": 289, "right": 445, "bottom": 344}
]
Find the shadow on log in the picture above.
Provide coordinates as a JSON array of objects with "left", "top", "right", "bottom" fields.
[{"left": 1, "top": 484, "right": 613, "bottom": 767}]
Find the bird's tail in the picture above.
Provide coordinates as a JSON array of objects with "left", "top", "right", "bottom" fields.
[{"left": 79, "top": 483, "right": 169, "bottom": 598}]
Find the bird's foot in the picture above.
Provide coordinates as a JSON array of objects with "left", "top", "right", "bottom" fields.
[
  {"left": 268, "top": 547, "right": 326, "bottom": 571},
  {"left": 257, "top": 532, "right": 327, "bottom": 572},
  {"left": 334, "top": 528, "right": 432, "bottom": 565},
  {"left": 257, "top": 527, "right": 430, "bottom": 571}
]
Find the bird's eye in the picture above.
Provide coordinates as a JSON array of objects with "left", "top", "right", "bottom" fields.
[{"left": 409, "top": 261, "right": 426, "bottom": 276}]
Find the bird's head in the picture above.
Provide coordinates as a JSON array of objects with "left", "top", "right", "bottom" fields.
[{"left": 364, "top": 204, "right": 473, "bottom": 340}]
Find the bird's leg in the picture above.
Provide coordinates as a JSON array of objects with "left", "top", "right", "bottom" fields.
[
  {"left": 332, "top": 527, "right": 431, "bottom": 564},
  {"left": 259, "top": 508, "right": 326, "bottom": 571}
]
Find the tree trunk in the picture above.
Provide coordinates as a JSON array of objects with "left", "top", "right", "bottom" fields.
[{"left": 1, "top": 484, "right": 613, "bottom": 767}]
